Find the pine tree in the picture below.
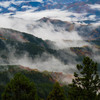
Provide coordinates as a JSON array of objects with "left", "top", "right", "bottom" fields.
[
  {"left": 2, "top": 73, "right": 38, "bottom": 100},
  {"left": 47, "top": 82, "right": 66, "bottom": 100},
  {"left": 68, "top": 57, "right": 100, "bottom": 100}
]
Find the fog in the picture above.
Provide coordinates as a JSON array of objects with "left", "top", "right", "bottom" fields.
[
  {"left": 0, "top": 8, "right": 100, "bottom": 83},
  {"left": 0, "top": 13, "right": 90, "bottom": 50}
]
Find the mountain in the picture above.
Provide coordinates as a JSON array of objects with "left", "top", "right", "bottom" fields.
[
  {"left": 0, "top": 0, "right": 99, "bottom": 24},
  {"left": 0, "top": 28, "right": 58, "bottom": 64},
  {"left": 0, "top": 0, "right": 99, "bottom": 13},
  {"left": 0, "top": 65, "right": 54, "bottom": 100},
  {"left": 0, "top": 28, "right": 78, "bottom": 68},
  {"left": 37, "top": 17, "right": 100, "bottom": 41},
  {"left": 0, "top": 64, "right": 72, "bottom": 100},
  {"left": 0, "top": 26, "right": 100, "bottom": 72},
  {"left": 0, "top": 0, "right": 100, "bottom": 87}
]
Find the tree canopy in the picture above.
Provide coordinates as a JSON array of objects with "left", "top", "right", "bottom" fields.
[
  {"left": 2, "top": 73, "right": 38, "bottom": 100},
  {"left": 47, "top": 82, "right": 66, "bottom": 100},
  {"left": 68, "top": 57, "right": 100, "bottom": 100}
]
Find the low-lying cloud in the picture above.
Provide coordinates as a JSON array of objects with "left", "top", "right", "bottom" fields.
[
  {"left": 88, "top": 4, "right": 100, "bottom": 11},
  {"left": 0, "top": 11, "right": 90, "bottom": 49},
  {"left": 8, "top": 52, "right": 77, "bottom": 74},
  {"left": 0, "top": 5, "right": 100, "bottom": 83}
]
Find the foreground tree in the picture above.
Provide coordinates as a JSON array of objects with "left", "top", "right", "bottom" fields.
[
  {"left": 68, "top": 57, "right": 100, "bottom": 100},
  {"left": 0, "top": 85, "right": 5, "bottom": 100},
  {"left": 47, "top": 82, "right": 66, "bottom": 100},
  {"left": 2, "top": 73, "right": 38, "bottom": 100}
]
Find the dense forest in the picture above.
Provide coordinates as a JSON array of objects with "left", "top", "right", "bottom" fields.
[{"left": 0, "top": 57, "right": 100, "bottom": 100}]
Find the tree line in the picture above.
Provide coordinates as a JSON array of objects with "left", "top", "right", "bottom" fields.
[{"left": 1, "top": 57, "right": 100, "bottom": 100}]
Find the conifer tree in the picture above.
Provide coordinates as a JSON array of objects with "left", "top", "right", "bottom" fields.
[
  {"left": 2, "top": 73, "right": 38, "bottom": 100},
  {"left": 68, "top": 57, "right": 100, "bottom": 100},
  {"left": 47, "top": 82, "right": 66, "bottom": 100}
]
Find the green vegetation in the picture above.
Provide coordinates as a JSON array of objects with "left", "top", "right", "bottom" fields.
[
  {"left": 0, "top": 85, "right": 5, "bottom": 100},
  {"left": 2, "top": 73, "right": 38, "bottom": 100},
  {"left": 47, "top": 82, "right": 66, "bottom": 100},
  {"left": 0, "top": 57, "right": 100, "bottom": 100},
  {"left": 0, "top": 65, "right": 54, "bottom": 100},
  {"left": 68, "top": 57, "right": 100, "bottom": 100}
]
